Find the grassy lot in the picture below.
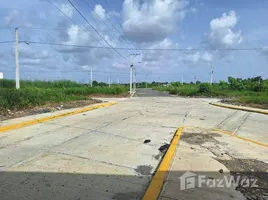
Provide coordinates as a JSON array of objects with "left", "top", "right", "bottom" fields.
[
  {"left": 154, "top": 77, "right": 268, "bottom": 108},
  {"left": 0, "top": 80, "right": 128, "bottom": 111}
]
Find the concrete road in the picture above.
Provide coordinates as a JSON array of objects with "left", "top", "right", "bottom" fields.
[
  {"left": 0, "top": 88, "right": 268, "bottom": 200},
  {"left": 134, "top": 88, "right": 170, "bottom": 97}
]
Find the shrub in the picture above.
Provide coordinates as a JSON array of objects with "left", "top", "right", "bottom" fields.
[{"left": 198, "top": 83, "right": 212, "bottom": 94}]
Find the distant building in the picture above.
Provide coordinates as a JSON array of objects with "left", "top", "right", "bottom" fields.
[{"left": 0, "top": 72, "right": 3, "bottom": 79}]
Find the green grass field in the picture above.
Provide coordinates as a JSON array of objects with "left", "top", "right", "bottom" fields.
[
  {"left": 0, "top": 80, "right": 128, "bottom": 111},
  {"left": 154, "top": 80, "right": 268, "bottom": 107}
]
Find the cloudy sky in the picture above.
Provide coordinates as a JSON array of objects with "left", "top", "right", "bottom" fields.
[{"left": 0, "top": 0, "right": 268, "bottom": 83}]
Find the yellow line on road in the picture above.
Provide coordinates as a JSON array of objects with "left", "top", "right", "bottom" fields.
[
  {"left": 209, "top": 102, "right": 268, "bottom": 115},
  {"left": 142, "top": 127, "right": 183, "bottom": 200},
  {"left": 215, "top": 128, "right": 268, "bottom": 148},
  {"left": 0, "top": 102, "right": 117, "bottom": 133},
  {"left": 142, "top": 125, "right": 268, "bottom": 200}
]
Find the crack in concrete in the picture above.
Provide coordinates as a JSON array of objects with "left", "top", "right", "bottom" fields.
[
  {"left": 234, "top": 112, "right": 251, "bottom": 134},
  {"left": 52, "top": 151, "right": 135, "bottom": 170}
]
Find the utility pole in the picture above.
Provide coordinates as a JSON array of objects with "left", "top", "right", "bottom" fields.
[
  {"left": 15, "top": 28, "right": 20, "bottom": 89},
  {"left": 210, "top": 65, "right": 214, "bottom": 85},
  {"left": 90, "top": 68, "right": 93, "bottom": 87},
  {"left": 117, "top": 77, "right": 120, "bottom": 84},
  {"left": 108, "top": 77, "right": 111, "bottom": 88},
  {"left": 133, "top": 68, "right": 136, "bottom": 92},
  {"left": 130, "top": 64, "right": 133, "bottom": 94},
  {"left": 145, "top": 74, "right": 148, "bottom": 88},
  {"left": 181, "top": 76, "right": 184, "bottom": 85},
  {"left": 130, "top": 53, "right": 140, "bottom": 94}
]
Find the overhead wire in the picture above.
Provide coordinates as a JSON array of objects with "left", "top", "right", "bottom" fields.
[
  {"left": 66, "top": 0, "right": 130, "bottom": 62},
  {"left": 82, "top": 0, "right": 135, "bottom": 53},
  {"left": 91, "top": 0, "right": 137, "bottom": 51},
  {"left": 102, "top": 0, "right": 138, "bottom": 50},
  {"left": 19, "top": 40, "right": 268, "bottom": 51}
]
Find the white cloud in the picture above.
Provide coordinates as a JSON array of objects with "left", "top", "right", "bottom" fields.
[
  {"left": 190, "top": 7, "right": 197, "bottom": 13},
  {"left": 122, "top": 0, "right": 188, "bottom": 43},
  {"left": 205, "top": 10, "right": 242, "bottom": 48},
  {"left": 60, "top": 3, "right": 74, "bottom": 18},
  {"left": 183, "top": 51, "right": 213, "bottom": 64},
  {"left": 93, "top": 5, "right": 106, "bottom": 20},
  {"left": 4, "top": 9, "right": 32, "bottom": 27}
]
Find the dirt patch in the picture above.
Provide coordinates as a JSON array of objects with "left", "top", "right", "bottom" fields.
[
  {"left": 217, "top": 158, "right": 268, "bottom": 200},
  {"left": 0, "top": 99, "right": 102, "bottom": 121},
  {"left": 221, "top": 99, "right": 268, "bottom": 110},
  {"left": 135, "top": 165, "right": 153, "bottom": 175},
  {"left": 180, "top": 132, "right": 222, "bottom": 145}
]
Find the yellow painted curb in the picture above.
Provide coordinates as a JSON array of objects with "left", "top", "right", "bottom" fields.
[
  {"left": 142, "top": 125, "right": 268, "bottom": 200},
  {"left": 215, "top": 128, "right": 268, "bottom": 148},
  {"left": 142, "top": 127, "right": 184, "bottom": 200},
  {"left": 0, "top": 102, "right": 117, "bottom": 133},
  {"left": 209, "top": 102, "right": 268, "bottom": 115}
]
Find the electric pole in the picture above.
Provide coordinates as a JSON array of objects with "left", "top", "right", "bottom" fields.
[
  {"left": 108, "top": 77, "right": 111, "bottom": 88},
  {"left": 117, "top": 77, "right": 120, "bottom": 85},
  {"left": 15, "top": 27, "right": 20, "bottom": 89},
  {"left": 133, "top": 68, "right": 136, "bottom": 92},
  {"left": 130, "top": 53, "right": 140, "bottom": 94},
  {"left": 181, "top": 76, "right": 184, "bottom": 85},
  {"left": 90, "top": 68, "right": 93, "bottom": 87},
  {"left": 210, "top": 65, "right": 214, "bottom": 85},
  {"left": 145, "top": 74, "right": 148, "bottom": 88},
  {"left": 130, "top": 64, "right": 133, "bottom": 94}
]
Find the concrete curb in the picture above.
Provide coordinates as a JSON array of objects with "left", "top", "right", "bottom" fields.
[
  {"left": 209, "top": 102, "right": 268, "bottom": 115},
  {"left": 130, "top": 91, "right": 136, "bottom": 98},
  {"left": 142, "top": 126, "right": 268, "bottom": 200},
  {"left": 0, "top": 101, "right": 117, "bottom": 133},
  {"left": 142, "top": 127, "right": 183, "bottom": 200}
]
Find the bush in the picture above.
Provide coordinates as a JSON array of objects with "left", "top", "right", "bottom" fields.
[{"left": 198, "top": 83, "right": 212, "bottom": 94}]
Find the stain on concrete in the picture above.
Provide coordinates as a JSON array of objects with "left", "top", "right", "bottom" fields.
[
  {"left": 154, "top": 152, "right": 164, "bottom": 160},
  {"left": 216, "top": 158, "right": 268, "bottom": 200},
  {"left": 113, "top": 191, "right": 144, "bottom": 200},
  {"left": 135, "top": 165, "right": 153, "bottom": 175},
  {"left": 180, "top": 132, "right": 222, "bottom": 145}
]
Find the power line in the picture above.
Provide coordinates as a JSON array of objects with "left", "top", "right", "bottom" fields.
[
  {"left": 0, "top": 40, "right": 14, "bottom": 44},
  {"left": 67, "top": 0, "right": 130, "bottom": 62},
  {"left": 0, "top": 26, "right": 119, "bottom": 33},
  {"left": 45, "top": 0, "right": 101, "bottom": 45},
  {"left": 91, "top": 0, "right": 137, "bottom": 51},
  {"left": 102, "top": 0, "right": 137, "bottom": 49},
  {"left": 82, "top": 0, "right": 134, "bottom": 53},
  {"left": 45, "top": 0, "right": 130, "bottom": 64},
  {"left": 19, "top": 40, "right": 268, "bottom": 51}
]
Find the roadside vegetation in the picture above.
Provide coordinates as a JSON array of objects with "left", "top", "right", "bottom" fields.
[
  {"left": 0, "top": 80, "right": 128, "bottom": 111},
  {"left": 153, "top": 76, "right": 268, "bottom": 108}
]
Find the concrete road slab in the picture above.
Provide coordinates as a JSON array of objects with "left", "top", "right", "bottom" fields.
[
  {"left": 1, "top": 89, "right": 268, "bottom": 200},
  {"left": 158, "top": 127, "right": 268, "bottom": 200}
]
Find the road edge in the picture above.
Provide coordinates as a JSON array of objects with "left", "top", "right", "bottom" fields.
[
  {"left": 142, "top": 125, "right": 268, "bottom": 200},
  {"left": 142, "top": 127, "right": 183, "bottom": 200},
  {"left": 209, "top": 102, "right": 268, "bottom": 115},
  {"left": 0, "top": 101, "right": 117, "bottom": 133}
]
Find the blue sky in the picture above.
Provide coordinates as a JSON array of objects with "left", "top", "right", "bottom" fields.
[{"left": 0, "top": 0, "right": 268, "bottom": 83}]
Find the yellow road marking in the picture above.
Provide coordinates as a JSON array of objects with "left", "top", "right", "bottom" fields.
[
  {"left": 215, "top": 128, "right": 268, "bottom": 148},
  {"left": 142, "top": 127, "right": 184, "bottom": 200},
  {"left": 0, "top": 102, "right": 117, "bottom": 133},
  {"left": 142, "top": 126, "right": 268, "bottom": 200},
  {"left": 209, "top": 102, "right": 268, "bottom": 115}
]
